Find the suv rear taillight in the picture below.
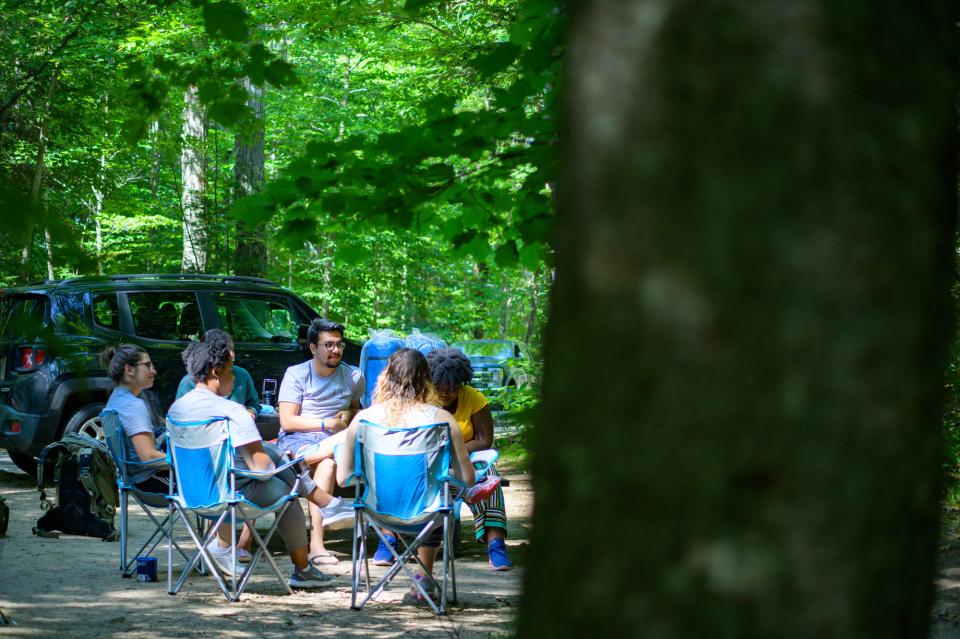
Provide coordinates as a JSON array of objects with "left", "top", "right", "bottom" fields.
[{"left": 16, "top": 345, "right": 48, "bottom": 372}]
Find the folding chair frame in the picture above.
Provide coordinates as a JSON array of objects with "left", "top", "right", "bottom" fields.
[
  {"left": 100, "top": 409, "right": 191, "bottom": 578},
  {"left": 347, "top": 420, "right": 484, "bottom": 616},
  {"left": 164, "top": 415, "right": 305, "bottom": 603}
]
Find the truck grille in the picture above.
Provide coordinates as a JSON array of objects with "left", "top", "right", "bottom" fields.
[{"left": 473, "top": 368, "right": 504, "bottom": 388}]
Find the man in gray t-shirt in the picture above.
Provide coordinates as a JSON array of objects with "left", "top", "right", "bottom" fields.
[{"left": 277, "top": 317, "right": 364, "bottom": 566}]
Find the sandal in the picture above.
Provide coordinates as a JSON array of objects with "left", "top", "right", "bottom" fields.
[{"left": 309, "top": 552, "right": 340, "bottom": 567}]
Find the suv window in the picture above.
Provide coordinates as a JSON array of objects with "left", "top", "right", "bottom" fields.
[
  {"left": 92, "top": 293, "right": 120, "bottom": 331},
  {"left": 0, "top": 295, "right": 48, "bottom": 339},
  {"left": 128, "top": 292, "right": 201, "bottom": 341},
  {"left": 211, "top": 293, "right": 298, "bottom": 343}
]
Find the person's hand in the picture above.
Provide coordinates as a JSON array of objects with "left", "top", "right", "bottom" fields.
[{"left": 247, "top": 407, "right": 257, "bottom": 420}]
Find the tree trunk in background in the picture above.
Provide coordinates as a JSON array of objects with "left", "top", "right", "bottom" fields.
[
  {"left": 234, "top": 78, "right": 267, "bottom": 276},
  {"left": 520, "top": 2, "right": 956, "bottom": 638},
  {"left": 150, "top": 119, "right": 161, "bottom": 200},
  {"left": 43, "top": 224, "right": 53, "bottom": 280},
  {"left": 181, "top": 85, "right": 207, "bottom": 273},
  {"left": 523, "top": 266, "right": 540, "bottom": 346},
  {"left": 21, "top": 70, "right": 59, "bottom": 282}
]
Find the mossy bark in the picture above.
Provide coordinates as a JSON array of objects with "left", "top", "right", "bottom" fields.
[{"left": 520, "top": 2, "right": 957, "bottom": 637}]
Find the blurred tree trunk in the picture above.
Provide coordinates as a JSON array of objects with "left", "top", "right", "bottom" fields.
[
  {"left": 520, "top": 2, "right": 956, "bottom": 638},
  {"left": 233, "top": 77, "right": 267, "bottom": 276},
  {"left": 181, "top": 85, "right": 207, "bottom": 273},
  {"left": 21, "top": 70, "right": 58, "bottom": 281}
]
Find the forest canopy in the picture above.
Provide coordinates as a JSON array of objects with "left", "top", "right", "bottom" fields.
[{"left": 0, "top": 0, "right": 562, "bottom": 345}]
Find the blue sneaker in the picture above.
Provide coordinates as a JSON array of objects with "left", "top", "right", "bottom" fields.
[
  {"left": 373, "top": 535, "right": 398, "bottom": 566},
  {"left": 487, "top": 538, "right": 512, "bottom": 571}
]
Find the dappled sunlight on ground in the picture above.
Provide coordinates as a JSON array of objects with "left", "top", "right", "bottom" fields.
[{"left": 0, "top": 451, "right": 530, "bottom": 637}]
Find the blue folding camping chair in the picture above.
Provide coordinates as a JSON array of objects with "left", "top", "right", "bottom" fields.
[
  {"left": 164, "top": 415, "right": 303, "bottom": 602},
  {"left": 346, "top": 419, "right": 494, "bottom": 615},
  {"left": 100, "top": 408, "right": 189, "bottom": 578}
]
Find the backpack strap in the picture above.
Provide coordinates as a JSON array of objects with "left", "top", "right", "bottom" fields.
[{"left": 36, "top": 442, "right": 69, "bottom": 511}]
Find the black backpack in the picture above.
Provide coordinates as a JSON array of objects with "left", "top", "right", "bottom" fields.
[{"left": 35, "top": 433, "right": 119, "bottom": 541}]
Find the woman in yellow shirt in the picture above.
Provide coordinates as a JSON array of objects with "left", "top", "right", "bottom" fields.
[{"left": 425, "top": 347, "right": 511, "bottom": 571}]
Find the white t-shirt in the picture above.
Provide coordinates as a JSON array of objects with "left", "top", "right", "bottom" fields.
[
  {"left": 166, "top": 386, "right": 261, "bottom": 448},
  {"left": 278, "top": 360, "right": 363, "bottom": 427}
]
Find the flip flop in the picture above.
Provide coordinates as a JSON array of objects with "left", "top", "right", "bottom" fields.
[{"left": 309, "top": 552, "right": 339, "bottom": 567}]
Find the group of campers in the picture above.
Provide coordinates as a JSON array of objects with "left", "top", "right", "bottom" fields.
[{"left": 100, "top": 317, "right": 512, "bottom": 601}]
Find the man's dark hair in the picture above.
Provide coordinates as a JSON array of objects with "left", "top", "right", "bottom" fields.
[
  {"left": 308, "top": 318, "right": 345, "bottom": 346},
  {"left": 425, "top": 347, "right": 474, "bottom": 390},
  {"left": 181, "top": 330, "right": 233, "bottom": 383}
]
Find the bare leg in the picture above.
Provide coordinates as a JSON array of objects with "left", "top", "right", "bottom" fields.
[
  {"left": 485, "top": 527, "right": 506, "bottom": 543},
  {"left": 308, "top": 458, "right": 336, "bottom": 558},
  {"left": 301, "top": 430, "right": 348, "bottom": 465},
  {"left": 417, "top": 546, "right": 440, "bottom": 576}
]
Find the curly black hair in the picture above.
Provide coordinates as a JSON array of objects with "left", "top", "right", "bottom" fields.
[
  {"left": 425, "top": 347, "right": 473, "bottom": 390},
  {"left": 181, "top": 330, "right": 233, "bottom": 383}
]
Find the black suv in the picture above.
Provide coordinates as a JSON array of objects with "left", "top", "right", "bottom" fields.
[{"left": 0, "top": 274, "right": 359, "bottom": 474}]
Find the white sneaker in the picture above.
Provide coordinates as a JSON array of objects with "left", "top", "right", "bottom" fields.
[
  {"left": 320, "top": 499, "right": 354, "bottom": 529},
  {"left": 204, "top": 539, "right": 241, "bottom": 578}
]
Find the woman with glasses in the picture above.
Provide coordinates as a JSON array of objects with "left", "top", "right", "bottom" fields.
[{"left": 100, "top": 345, "right": 170, "bottom": 493}]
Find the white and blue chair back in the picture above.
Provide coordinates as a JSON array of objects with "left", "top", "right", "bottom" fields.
[
  {"left": 164, "top": 414, "right": 302, "bottom": 602},
  {"left": 165, "top": 416, "right": 232, "bottom": 512},
  {"left": 349, "top": 418, "right": 463, "bottom": 614},
  {"left": 354, "top": 420, "right": 454, "bottom": 528}
]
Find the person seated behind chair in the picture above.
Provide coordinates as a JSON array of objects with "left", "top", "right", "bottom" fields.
[
  {"left": 100, "top": 345, "right": 170, "bottom": 493},
  {"left": 175, "top": 329, "right": 261, "bottom": 564},
  {"left": 175, "top": 329, "right": 261, "bottom": 421},
  {"left": 336, "top": 348, "right": 475, "bottom": 604},
  {"left": 276, "top": 317, "right": 362, "bottom": 567},
  {"left": 425, "top": 347, "right": 512, "bottom": 571},
  {"left": 166, "top": 331, "right": 337, "bottom": 588}
]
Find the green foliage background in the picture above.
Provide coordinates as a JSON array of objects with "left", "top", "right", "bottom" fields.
[{"left": 0, "top": 0, "right": 561, "bottom": 355}]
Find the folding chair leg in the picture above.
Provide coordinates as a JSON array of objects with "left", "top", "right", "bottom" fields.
[
  {"left": 239, "top": 502, "right": 295, "bottom": 597},
  {"left": 120, "top": 491, "right": 129, "bottom": 575}
]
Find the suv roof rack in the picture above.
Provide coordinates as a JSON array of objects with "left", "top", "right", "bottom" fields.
[{"left": 58, "top": 274, "right": 281, "bottom": 287}]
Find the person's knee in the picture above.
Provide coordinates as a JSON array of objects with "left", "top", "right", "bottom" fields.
[{"left": 314, "top": 458, "right": 335, "bottom": 476}]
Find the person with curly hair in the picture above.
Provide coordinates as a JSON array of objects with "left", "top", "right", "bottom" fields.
[
  {"left": 336, "top": 348, "right": 475, "bottom": 604},
  {"left": 168, "top": 332, "right": 337, "bottom": 589},
  {"left": 425, "top": 347, "right": 512, "bottom": 571}
]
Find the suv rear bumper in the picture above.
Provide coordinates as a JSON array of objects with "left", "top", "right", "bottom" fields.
[{"left": 0, "top": 404, "right": 59, "bottom": 457}]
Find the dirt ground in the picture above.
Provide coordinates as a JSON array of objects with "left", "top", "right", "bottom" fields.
[{"left": 0, "top": 451, "right": 529, "bottom": 638}]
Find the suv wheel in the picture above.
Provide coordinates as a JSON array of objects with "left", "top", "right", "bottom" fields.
[
  {"left": 6, "top": 450, "right": 37, "bottom": 475},
  {"left": 62, "top": 402, "right": 106, "bottom": 441}
]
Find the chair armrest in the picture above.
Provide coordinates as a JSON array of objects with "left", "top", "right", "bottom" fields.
[
  {"left": 438, "top": 474, "right": 467, "bottom": 490},
  {"left": 469, "top": 449, "right": 499, "bottom": 480},
  {"left": 125, "top": 457, "right": 168, "bottom": 469},
  {"left": 342, "top": 471, "right": 364, "bottom": 488},
  {"left": 231, "top": 454, "right": 304, "bottom": 481}
]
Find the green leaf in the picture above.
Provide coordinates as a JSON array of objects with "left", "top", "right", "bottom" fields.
[
  {"left": 452, "top": 229, "right": 477, "bottom": 249},
  {"left": 495, "top": 241, "right": 519, "bottom": 268},
  {"left": 230, "top": 192, "right": 274, "bottom": 225},
  {"left": 404, "top": 0, "right": 439, "bottom": 11},
  {"left": 207, "top": 96, "right": 248, "bottom": 126},
  {"left": 519, "top": 241, "right": 546, "bottom": 270},
  {"left": 472, "top": 42, "right": 520, "bottom": 77},
  {"left": 265, "top": 59, "right": 298, "bottom": 87},
  {"left": 202, "top": 1, "right": 249, "bottom": 41},
  {"left": 121, "top": 117, "right": 148, "bottom": 145}
]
